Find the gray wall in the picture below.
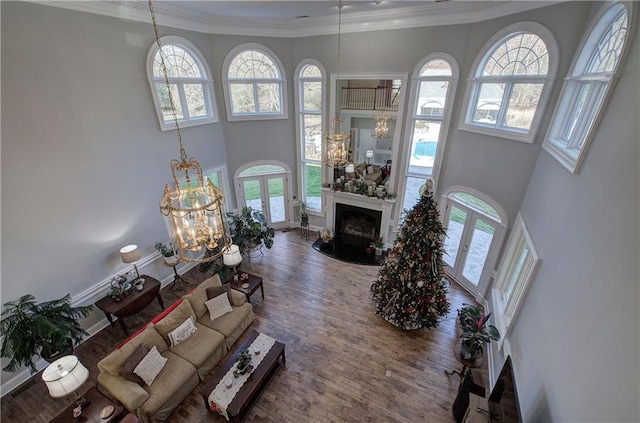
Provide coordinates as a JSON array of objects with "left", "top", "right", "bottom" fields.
[
  {"left": 506, "top": 12, "right": 640, "bottom": 421},
  {"left": 2, "top": 2, "right": 639, "bottom": 420}
]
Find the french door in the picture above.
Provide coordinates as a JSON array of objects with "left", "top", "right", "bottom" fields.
[
  {"left": 236, "top": 174, "right": 288, "bottom": 230},
  {"left": 441, "top": 191, "right": 506, "bottom": 299}
]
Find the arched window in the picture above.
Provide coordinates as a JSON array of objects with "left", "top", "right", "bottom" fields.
[
  {"left": 223, "top": 44, "right": 288, "bottom": 121},
  {"left": 460, "top": 22, "right": 558, "bottom": 143},
  {"left": 544, "top": 1, "right": 636, "bottom": 173},
  {"left": 295, "top": 60, "right": 325, "bottom": 213},
  {"left": 399, "top": 53, "right": 458, "bottom": 220},
  {"left": 146, "top": 36, "right": 218, "bottom": 131}
]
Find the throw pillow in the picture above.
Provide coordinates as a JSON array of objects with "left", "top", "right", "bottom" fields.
[
  {"left": 206, "top": 284, "right": 232, "bottom": 303},
  {"left": 119, "top": 344, "right": 148, "bottom": 384},
  {"left": 133, "top": 345, "right": 167, "bottom": 386},
  {"left": 154, "top": 300, "right": 197, "bottom": 345},
  {"left": 167, "top": 316, "right": 197, "bottom": 347},
  {"left": 204, "top": 293, "right": 233, "bottom": 321}
]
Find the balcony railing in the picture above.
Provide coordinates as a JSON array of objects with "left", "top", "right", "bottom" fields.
[{"left": 341, "top": 86, "right": 400, "bottom": 112}]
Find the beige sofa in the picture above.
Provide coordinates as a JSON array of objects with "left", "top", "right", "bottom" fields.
[{"left": 97, "top": 274, "right": 255, "bottom": 423}]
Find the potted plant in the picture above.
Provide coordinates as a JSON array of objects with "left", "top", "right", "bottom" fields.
[
  {"left": 372, "top": 236, "right": 384, "bottom": 256},
  {"left": 155, "top": 241, "right": 177, "bottom": 264},
  {"left": 457, "top": 304, "right": 500, "bottom": 362},
  {"left": 227, "top": 206, "right": 275, "bottom": 255},
  {"left": 0, "top": 294, "right": 94, "bottom": 374},
  {"left": 297, "top": 201, "right": 309, "bottom": 224}
]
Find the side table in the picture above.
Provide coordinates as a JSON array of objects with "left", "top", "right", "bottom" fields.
[
  {"left": 95, "top": 275, "right": 164, "bottom": 335},
  {"left": 50, "top": 386, "right": 124, "bottom": 423},
  {"left": 224, "top": 272, "right": 264, "bottom": 303},
  {"left": 163, "top": 257, "right": 186, "bottom": 289},
  {"left": 300, "top": 221, "right": 310, "bottom": 240}
]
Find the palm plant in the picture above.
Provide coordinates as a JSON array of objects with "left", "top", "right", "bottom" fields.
[
  {"left": 457, "top": 304, "right": 500, "bottom": 361},
  {"left": 0, "top": 294, "right": 93, "bottom": 374}
]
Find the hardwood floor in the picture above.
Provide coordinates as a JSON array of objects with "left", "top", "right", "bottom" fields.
[{"left": 1, "top": 230, "right": 485, "bottom": 422}]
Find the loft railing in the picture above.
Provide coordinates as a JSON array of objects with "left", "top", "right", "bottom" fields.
[{"left": 340, "top": 86, "right": 400, "bottom": 111}]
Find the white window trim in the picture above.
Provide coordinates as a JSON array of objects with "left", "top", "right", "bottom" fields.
[
  {"left": 458, "top": 22, "right": 559, "bottom": 144},
  {"left": 146, "top": 36, "right": 219, "bottom": 131},
  {"left": 491, "top": 212, "right": 540, "bottom": 350},
  {"left": 294, "top": 59, "right": 326, "bottom": 215},
  {"left": 222, "top": 43, "right": 288, "bottom": 122},
  {"left": 543, "top": 1, "right": 637, "bottom": 174}
]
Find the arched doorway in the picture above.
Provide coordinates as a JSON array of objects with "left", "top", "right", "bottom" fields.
[
  {"left": 440, "top": 187, "right": 508, "bottom": 299},
  {"left": 234, "top": 161, "right": 291, "bottom": 230}
]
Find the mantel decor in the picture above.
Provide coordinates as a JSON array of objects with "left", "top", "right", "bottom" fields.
[{"left": 150, "top": 0, "right": 231, "bottom": 264}]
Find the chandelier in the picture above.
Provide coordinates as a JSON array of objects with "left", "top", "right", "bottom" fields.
[
  {"left": 150, "top": 0, "right": 231, "bottom": 263},
  {"left": 323, "top": 0, "right": 351, "bottom": 168},
  {"left": 372, "top": 113, "right": 390, "bottom": 139}
]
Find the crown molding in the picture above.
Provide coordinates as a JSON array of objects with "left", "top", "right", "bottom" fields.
[{"left": 27, "top": 1, "right": 565, "bottom": 38}]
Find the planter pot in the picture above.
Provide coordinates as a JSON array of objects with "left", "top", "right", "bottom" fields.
[
  {"left": 460, "top": 342, "right": 483, "bottom": 363},
  {"left": 301, "top": 214, "right": 309, "bottom": 224},
  {"left": 41, "top": 338, "right": 74, "bottom": 363}
]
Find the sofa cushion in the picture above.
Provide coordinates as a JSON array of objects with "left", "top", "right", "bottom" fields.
[
  {"left": 198, "top": 302, "right": 253, "bottom": 339},
  {"left": 119, "top": 344, "right": 148, "bottom": 384},
  {"left": 168, "top": 322, "right": 226, "bottom": 378},
  {"left": 133, "top": 346, "right": 167, "bottom": 386},
  {"left": 154, "top": 300, "right": 197, "bottom": 344},
  {"left": 206, "top": 284, "right": 232, "bottom": 302},
  {"left": 182, "top": 274, "right": 222, "bottom": 319},
  {"left": 99, "top": 324, "right": 169, "bottom": 377},
  {"left": 205, "top": 294, "right": 233, "bottom": 321}
]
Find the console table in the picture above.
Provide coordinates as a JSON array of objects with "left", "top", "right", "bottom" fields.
[{"left": 95, "top": 275, "right": 164, "bottom": 335}]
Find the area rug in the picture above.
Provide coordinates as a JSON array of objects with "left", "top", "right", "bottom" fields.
[{"left": 311, "top": 238, "right": 385, "bottom": 266}]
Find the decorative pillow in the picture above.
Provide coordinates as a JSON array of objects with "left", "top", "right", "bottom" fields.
[
  {"left": 182, "top": 274, "right": 223, "bottom": 319},
  {"left": 204, "top": 293, "right": 233, "bottom": 321},
  {"left": 154, "top": 300, "right": 197, "bottom": 344},
  {"left": 119, "top": 344, "right": 148, "bottom": 384},
  {"left": 133, "top": 346, "right": 167, "bottom": 386},
  {"left": 206, "top": 284, "right": 232, "bottom": 303},
  {"left": 167, "top": 316, "right": 197, "bottom": 347}
]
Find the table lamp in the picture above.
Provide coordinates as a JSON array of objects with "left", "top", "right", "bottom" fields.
[
  {"left": 223, "top": 244, "right": 242, "bottom": 285},
  {"left": 120, "top": 244, "right": 145, "bottom": 284},
  {"left": 42, "top": 355, "right": 89, "bottom": 414},
  {"left": 365, "top": 150, "right": 374, "bottom": 164}
]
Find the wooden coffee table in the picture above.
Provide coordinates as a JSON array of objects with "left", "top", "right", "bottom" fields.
[
  {"left": 50, "top": 386, "right": 124, "bottom": 423},
  {"left": 95, "top": 275, "right": 164, "bottom": 335},
  {"left": 200, "top": 330, "right": 285, "bottom": 422},
  {"left": 225, "top": 272, "right": 264, "bottom": 303}
]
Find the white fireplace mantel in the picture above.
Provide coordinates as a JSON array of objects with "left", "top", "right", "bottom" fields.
[{"left": 323, "top": 188, "right": 395, "bottom": 247}]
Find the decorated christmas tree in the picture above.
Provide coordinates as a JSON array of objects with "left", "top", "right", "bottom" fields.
[{"left": 371, "top": 181, "right": 450, "bottom": 330}]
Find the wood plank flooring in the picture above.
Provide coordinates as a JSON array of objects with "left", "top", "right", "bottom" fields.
[{"left": 1, "top": 230, "right": 485, "bottom": 422}]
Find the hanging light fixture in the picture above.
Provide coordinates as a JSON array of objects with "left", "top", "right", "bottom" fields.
[
  {"left": 323, "top": 0, "right": 351, "bottom": 168},
  {"left": 150, "top": 0, "right": 231, "bottom": 263},
  {"left": 372, "top": 112, "right": 390, "bottom": 139}
]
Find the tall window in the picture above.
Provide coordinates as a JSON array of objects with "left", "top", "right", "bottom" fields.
[
  {"left": 146, "top": 36, "right": 218, "bottom": 131},
  {"left": 295, "top": 60, "right": 325, "bottom": 212},
  {"left": 400, "top": 54, "right": 458, "bottom": 217},
  {"left": 491, "top": 213, "right": 540, "bottom": 348},
  {"left": 544, "top": 2, "right": 635, "bottom": 173},
  {"left": 460, "top": 22, "right": 558, "bottom": 143},
  {"left": 222, "top": 44, "right": 287, "bottom": 121}
]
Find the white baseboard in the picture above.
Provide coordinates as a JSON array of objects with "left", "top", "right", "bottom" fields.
[{"left": 0, "top": 257, "right": 199, "bottom": 398}]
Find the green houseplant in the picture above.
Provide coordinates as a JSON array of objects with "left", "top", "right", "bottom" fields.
[
  {"left": 0, "top": 294, "right": 93, "bottom": 374},
  {"left": 154, "top": 242, "right": 176, "bottom": 258},
  {"left": 297, "top": 201, "right": 309, "bottom": 224},
  {"left": 227, "top": 206, "right": 275, "bottom": 255},
  {"left": 457, "top": 304, "right": 500, "bottom": 362}
]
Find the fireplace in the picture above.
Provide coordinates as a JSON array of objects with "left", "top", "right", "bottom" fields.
[{"left": 335, "top": 203, "right": 381, "bottom": 247}]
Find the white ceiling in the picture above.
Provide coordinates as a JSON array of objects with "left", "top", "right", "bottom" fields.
[{"left": 35, "top": 1, "right": 564, "bottom": 37}]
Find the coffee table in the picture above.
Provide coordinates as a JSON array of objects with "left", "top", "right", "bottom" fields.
[
  {"left": 95, "top": 275, "right": 164, "bottom": 335},
  {"left": 50, "top": 386, "right": 124, "bottom": 423},
  {"left": 225, "top": 272, "right": 264, "bottom": 303},
  {"left": 200, "top": 330, "right": 285, "bottom": 422}
]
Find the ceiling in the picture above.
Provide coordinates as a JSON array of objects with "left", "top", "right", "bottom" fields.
[{"left": 37, "top": 1, "right": 564, "bottom": 37}]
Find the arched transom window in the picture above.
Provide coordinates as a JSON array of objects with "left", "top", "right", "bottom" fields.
[
  {"left": 460, "top": 22, "right": 558, "bottom": 143},
  {"left": 223, "top": 44, "right": 288, "bottom": 121},
  {"left": 146, "top": 36, "right": 218, "bottom": 131},
  {"left": 544, "top": 2, "right": 635, "bottom": 173}
]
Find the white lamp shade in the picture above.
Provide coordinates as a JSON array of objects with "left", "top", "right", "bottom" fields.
[
  {"left": 365, "top": 150, "right": 374, "bottom": 158},
  {"left": 223, "top": 244, "right": 242, "bottom": 267},
  {"left": 42, "top": 355, "right": 89, "bottom": 398},
  {"left": 120, "top": 244, "right": 141, "bottom": 264},
  {"left": 345, "top": 163, "right": 355, "bottom": 173}
]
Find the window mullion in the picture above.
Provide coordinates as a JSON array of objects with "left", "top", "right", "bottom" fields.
[{"left": 496, "top": 82, "right": 514, "bottom": 128}]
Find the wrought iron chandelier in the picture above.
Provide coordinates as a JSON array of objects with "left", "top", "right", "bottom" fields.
[
  {"left": 150, "top": 0, "right": 231, "bottom": 263},
  {"left": 323, "top": 0, "right": 351, "bottom": 168}
]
